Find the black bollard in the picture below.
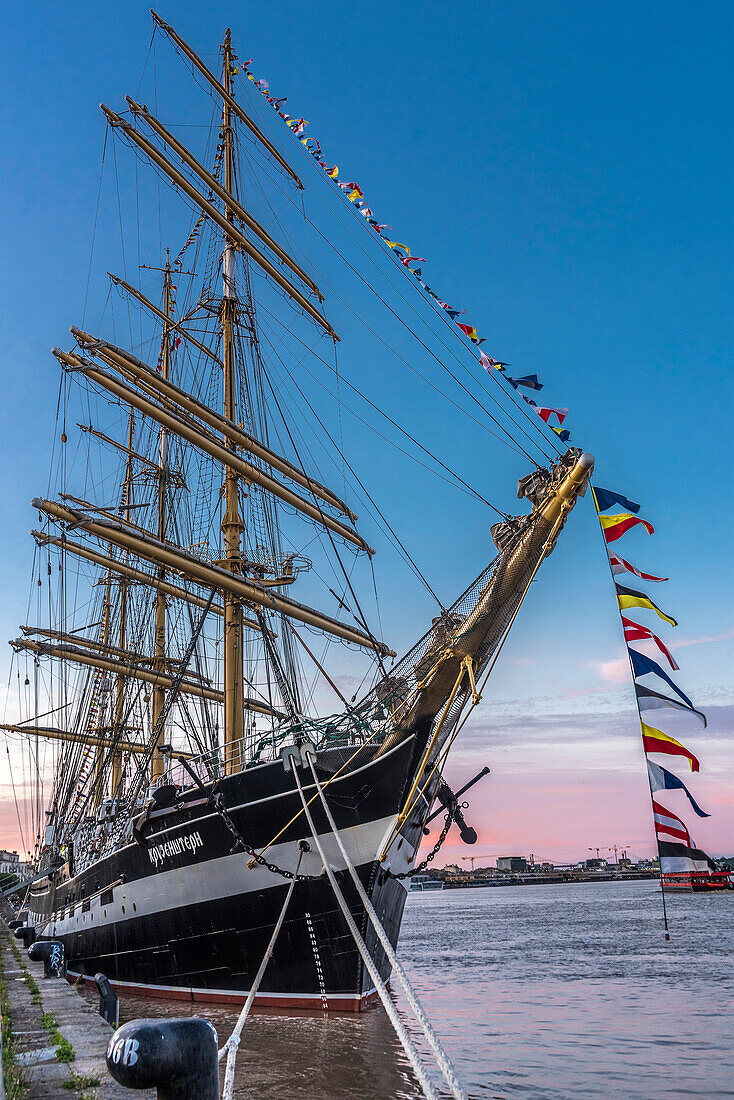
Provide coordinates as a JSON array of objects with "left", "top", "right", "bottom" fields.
[
  {"left": 106, "top": 1018, "right": 219, "bottom": 1100},
  {"left": 95, "top": 972, "right": 119, "bottom": 1026},
  {"left": 7, "top": 919, "right": 23, "bottom": 930},
  {"left": 28, "top": 940, "right": 64, "bottom": 977},
  {"left": 13, "top": 925, "right": 36, "bottom": 948}
]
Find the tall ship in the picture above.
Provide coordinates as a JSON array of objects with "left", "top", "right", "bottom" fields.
[{"left": 4, "top": 15, "right": 594, "bottom": 1009}]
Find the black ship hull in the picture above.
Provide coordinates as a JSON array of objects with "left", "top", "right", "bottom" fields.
[{"left": 28, "top": 736, "right": 427, "bottom": 1011}]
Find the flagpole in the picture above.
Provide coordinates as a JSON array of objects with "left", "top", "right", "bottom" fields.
[{"left": 591, "top": 486, "right": 671, "bottom": 941}]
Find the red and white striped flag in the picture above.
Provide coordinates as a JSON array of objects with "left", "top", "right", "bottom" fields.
[
  {"left": 608, "top": 551, "right": 668, "bottom": 583},
  {"left": 621, "top": 616, "right": 679, "bottom": 670},
  {"left": 652, "top": 800, "right": 691, "bottom": 845}
]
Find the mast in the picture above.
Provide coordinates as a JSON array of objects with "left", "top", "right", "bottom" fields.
[
  {"left": 92, "top": 575, "right": 112, "bottom": 809},
  {"left": 150, "top": 253, "right": 172, "bottom": 782},
  {"left": 221, "top": 30, "right": 245, "bottom": 774},
  {"left": 32, "top": 499, "right": 392, "bottom": 654},
  {"left": 150, "top": 10, "right": 303, "bottom": 189},
  {"left": 100, "top": 106, "right": 336, "bottom": 337},
  {"left": 29, "top": 21, "right": 391, "bottom": 830},
  {"left": 110, "top": 408, "right": 134, "bottom": 797}
]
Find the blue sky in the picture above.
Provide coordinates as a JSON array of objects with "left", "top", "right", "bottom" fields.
[{"left": 0, "top": 1, "right": 732, "bottom": 859}]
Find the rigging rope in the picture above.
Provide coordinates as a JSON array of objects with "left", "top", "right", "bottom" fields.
[
  {"left": 255, "top": 372, "right": 391, "bottom": 676},
  {"left": 218, "top": 845, "right": 307, "bottom": 1100},
  {"left": 111, "top": 106, "right": 552, "bottom": 471},
  {"left": 82, "top": 130, "right": 108, "bottom": 327},
  {"left": 306, "top": 754, "right": 466, "bottom": 1099},
  {"left": 288, "top": 757, "right": 440, "bottom": 1100},
  {"left": 261, "top": 320, "right": 505, "bottom": 516},
  {"left": 257, "top": 345, "right": 447, "bottom": 606},
  {"left": 231, "top": 91, "right": 558, "bottom": 463}
]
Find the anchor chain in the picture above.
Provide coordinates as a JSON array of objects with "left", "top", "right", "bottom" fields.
[
  {"left": 389, "top": 809, "right": 454, "bottom": 880},
  {"left": 210, "top": 790, "right": 323, "bottom": 882}
]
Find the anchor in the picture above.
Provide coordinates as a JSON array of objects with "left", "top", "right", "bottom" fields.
[{"left": 425, "top": 766, "right": 490, "bottom": 845}]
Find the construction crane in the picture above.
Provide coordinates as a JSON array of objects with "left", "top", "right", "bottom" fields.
[
  {"left": 608, "top": 846, "right": 631, "bottom": 863},
  {"left": 460, "top": 856, "right": 493, "bottom": 873}
]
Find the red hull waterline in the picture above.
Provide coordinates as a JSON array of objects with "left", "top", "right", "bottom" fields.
[
  {"left": 662, "top": 871, "right": 732, "bottom": 893},
  {"left": 66, "top": 970, "right": 379, "bottom": 1013}
]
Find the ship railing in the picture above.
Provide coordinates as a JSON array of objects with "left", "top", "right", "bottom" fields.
[
  {"left": 149, "top": 727, "right": 294, "bottom": 794},
  {"left": 70, "top": 719, "right": 372, "bottom": 868},
  {"left": 149, "top": 717, "right": 375, "bottom": 796}
]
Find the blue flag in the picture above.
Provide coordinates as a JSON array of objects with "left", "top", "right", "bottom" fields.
[
  {"left": 592, "top": 486, "right": 641, "bottom": 514},
  {"left": 506, "top": 374, "right": 543, "bottom": 391},
  {"left": 629, "top": 648, "right": 694, "bottom": 710},
  {"left": 648, "top": 760, "right": 710, "bottom": 817}
]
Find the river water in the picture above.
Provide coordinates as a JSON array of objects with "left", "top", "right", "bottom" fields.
[{"left": 113, "top": 880, "right": 734, "bottom": 1098}]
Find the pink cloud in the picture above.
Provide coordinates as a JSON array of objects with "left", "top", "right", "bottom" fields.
[
  {"left": 591, "top": 627, "right": 733, "bottom": 686},
  {"left": 673, "top": 627, "right": 734, "bottom": 651},
  {"left": 597, "top": 657, "right": 629, "bottom": 682}
]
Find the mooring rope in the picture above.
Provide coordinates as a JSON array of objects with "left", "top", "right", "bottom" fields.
[
  {"left": 288, "top": 756, "right": 440, "bottom": 1100},
  {"left": 218, "top": 844, "right": 307, "bottom": 1100},
  {"left": 306, "top": 754, "right": 467, "bottom": 1100}
]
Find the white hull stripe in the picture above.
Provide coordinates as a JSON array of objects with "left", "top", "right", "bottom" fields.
[
  {"left": 37, "top": 813, "right": 408, "bottom": 937},
  {"left": 55, "top": 736, "right": 416, "bottom": 884}
]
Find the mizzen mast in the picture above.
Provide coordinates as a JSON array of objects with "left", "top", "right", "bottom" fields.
[
  {"left": 221, "top": 29, "right": 245, "bottom": 775},
  {"left": 110, "top": 407, "right": 135, "bottom": 798},
  {"left": 150, "top": 251, "right": 173, "bottom": 782}
]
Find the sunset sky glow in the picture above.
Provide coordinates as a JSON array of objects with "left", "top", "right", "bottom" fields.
[{"left": 1, "top": 1, "right": 732, "bottom": 865}]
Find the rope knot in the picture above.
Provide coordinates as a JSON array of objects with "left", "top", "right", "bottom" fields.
[{"left": 218, "top": 1033, "right": 241, "bottom": 1061}]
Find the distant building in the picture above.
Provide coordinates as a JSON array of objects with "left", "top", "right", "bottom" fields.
[
  {"left": 496, "top": 856, "right": 528, "bottom": 873},
  {"left": 0, "top": 850, "right": 28, "bottom": 876},
  {"left": 584, "top": 858, "right": 608, "bottom": 870}
]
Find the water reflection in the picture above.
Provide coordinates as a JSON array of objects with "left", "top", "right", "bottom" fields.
[
  {"left": 78, "top": 882, "right": 734, "bottom": 1098},
  {"left": 114, "top": 993, "right": 421, "bottom": 1099}
]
